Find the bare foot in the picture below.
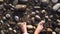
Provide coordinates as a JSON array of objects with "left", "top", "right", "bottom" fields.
[
  {"left": 34, "top": 20, "right": 45, "bottom": 34},
  {"left": 18, "top": 22, "right": 27, "bottom": 33}
]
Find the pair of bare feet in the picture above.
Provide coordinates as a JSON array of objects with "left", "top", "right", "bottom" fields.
[{"left": 18, "top": 21, "right": 45, "bottom": 34}]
